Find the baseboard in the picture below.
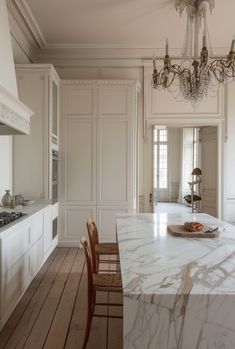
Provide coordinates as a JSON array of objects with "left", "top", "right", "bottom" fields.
[{"left": 58, "top": 241, "right": 81, "bottom": 248}]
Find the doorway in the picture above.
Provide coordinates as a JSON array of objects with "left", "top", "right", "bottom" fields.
[{"left": 152, "top": 125, "right": 218, "bottom": 216}]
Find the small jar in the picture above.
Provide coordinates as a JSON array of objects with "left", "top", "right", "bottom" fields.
[{"left": 2, "top": 190, "right": 13, "bottom": 207}]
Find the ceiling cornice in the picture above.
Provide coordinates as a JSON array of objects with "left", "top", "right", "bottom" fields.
[
  {"left": 6, "top": 0, "right": 233, "bottom": 66},
  {"left": 7, "top": 0, "right": 46, "bottom": 49}
]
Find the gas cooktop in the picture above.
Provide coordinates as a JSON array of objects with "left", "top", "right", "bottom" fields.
[{"left": 0, "top": 211, "right": 25, "bottom": 228}]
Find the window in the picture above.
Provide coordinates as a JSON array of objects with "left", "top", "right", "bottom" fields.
[{"left": 153, "top": 127, "right": 168, "bottom": 190}]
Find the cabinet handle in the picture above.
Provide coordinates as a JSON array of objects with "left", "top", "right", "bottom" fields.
[{"left": 149, "top": 193, "right": 152, "bottom": 204}]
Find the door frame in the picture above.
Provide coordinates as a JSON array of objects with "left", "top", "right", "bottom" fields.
[{"left": 143, "top": 119, "right": 224, "bottom": 219}]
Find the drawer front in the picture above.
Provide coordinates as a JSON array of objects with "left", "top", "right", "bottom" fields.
[
  {"left": 43, "top": 206, "right": 52, "bottom": 256},
  {"left": 30, "top": 211, "right": 43, "bottom": 246},
  {"left": 30, "top": 238, "right": 43, "bottom": 277},
  {"left": 0, "top": 223, "right": 30, "bottom": 276},
  {"left": 0, "top": 253, "right": 30, "bottom": 319}
]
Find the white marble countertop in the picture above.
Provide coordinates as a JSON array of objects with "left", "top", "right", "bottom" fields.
[
  {"left": 116, "top": 213, "right": 235, "bottom": 300},
  {"left": 0, "top": 200, "right": 51, "bottom": 234}
]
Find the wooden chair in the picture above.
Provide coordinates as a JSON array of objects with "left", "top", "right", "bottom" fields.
[
  {"left": 80, "top": 236, "right": 123, "bottom": 349},
  {"left": 86, "top": 217, "right": 119, "bottom": 273}
]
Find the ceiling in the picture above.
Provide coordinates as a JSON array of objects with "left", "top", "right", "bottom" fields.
[{"left": 24, "top": 0, "right": 235, "bottom": 50}]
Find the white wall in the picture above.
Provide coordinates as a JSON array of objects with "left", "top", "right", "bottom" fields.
[
  {"left": 0, "top": 0, "right": 18, "bottom": 97},
  {"left": 0, "top": 136, "right": 12, "bottom": 200}
]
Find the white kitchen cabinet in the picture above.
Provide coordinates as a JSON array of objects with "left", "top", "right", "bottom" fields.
[
  {"left": 13, "top": 64, "right": 60, "bottom": 201},
  {"left": 0, "top": 253, "right": 30, "bottom": 328},
  {"left": 60, "top": 80, "right": 139, "bottom": 245},
  {"left": 0, "top": 204, "right": 57, "bottom": 330},
  {"left": 0, "top": 221, "right": 30, "bottom": 276}
]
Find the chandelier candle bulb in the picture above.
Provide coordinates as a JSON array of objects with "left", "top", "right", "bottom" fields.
[
  {"left": 230, "top": 38, "right": 235, "bottom": 53},
  {"left": 203, "top": 27, "right": 207, "bottom": 48},
  {"left": 203, "top": 35, "right": 206, "bottom": 48},
  {"left": 153, "top": 57, "right": 156, "bottom": 70},
  {"left": 166, "top": 38, "right": 169, "bottom": 56}
]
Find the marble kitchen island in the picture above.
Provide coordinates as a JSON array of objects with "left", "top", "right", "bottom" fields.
[{"left": 116, "top": 213, "right": 235, "bottom": 349}]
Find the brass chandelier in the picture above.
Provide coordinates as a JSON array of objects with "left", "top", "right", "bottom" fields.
[{"left": 152, "top": 0, "right": 235, "bottom": 107}]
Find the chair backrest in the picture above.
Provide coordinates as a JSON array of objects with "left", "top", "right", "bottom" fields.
[
  {"left": 80, "top": 236, "right": 93, "bottom": 299},
  {"left": 86, "top": 218, "right": 99, "bottom": 273}
]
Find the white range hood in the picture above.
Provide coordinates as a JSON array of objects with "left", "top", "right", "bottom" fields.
[{"left": 0, "top": 0, "right": 33, "bottom": 135}]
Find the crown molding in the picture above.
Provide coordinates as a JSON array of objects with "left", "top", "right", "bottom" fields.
[
  {"left": 6, "top": 0, "right": 233, "bottom": 65},
  {"left": 7, "top": 0, "right": 46, "bottom": 48}
]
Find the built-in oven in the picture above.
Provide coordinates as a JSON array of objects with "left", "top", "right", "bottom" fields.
[{"left": 52, "top": 149, "right": 58, "bottom": 204}]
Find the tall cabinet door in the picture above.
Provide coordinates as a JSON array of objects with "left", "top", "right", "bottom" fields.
[
  {"left": 60, "top": 83, "right": 97, "bottom": 244},
  {"left": 96, "top": 83, "right": 135, "bottom": 242},
  {"left": 60, "top": 81, "right": 138, "bottom": 245}
]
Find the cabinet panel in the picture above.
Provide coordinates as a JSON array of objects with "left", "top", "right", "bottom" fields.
[
  {"left": 30, "top": 238, "right": 43, "bottom": 277},
  {"left": 98, "top": 85, "right": 130, "bottom": 117},
  {"left": 97, "top": 119, "right": 128, "bottom": 204},
  {"left": 97, "top": 206, "right": 128, "bottom": 242},
  {"left": 0, "top": 253, "right": 30, "bottom": 322},
  {"left": 61, "top": 206, "right": 96, "bottom": 243},
  {"left": 30, "top": 211, "right": 43, "bottom": 246},
  {"left": 0, "top": 222, "right": 30, "bottom": 276},
  {"left": 63, "top": 118, "right": 96, "bottom": 204},
  {"left": 43, "top": 206, "right": 52, "bottom": 256},
  {"left": 14, "top": 73, "right": 48, "bottom": 199},
  {"left": 64, "top": 85, "right": 97, "bottom": 117}
]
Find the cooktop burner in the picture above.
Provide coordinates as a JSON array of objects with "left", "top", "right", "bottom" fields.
[{"left": 0, "top": 211, "right": 24, "bottom": 228}]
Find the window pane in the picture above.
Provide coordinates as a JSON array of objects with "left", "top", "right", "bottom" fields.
[
  {"left": 159, "top": 144, "right": 168, "bottom": 189},
  {"left": 153, "top": 144, "right": 158, "bottom": 189},
  {"left": 153, "top": 128, "right": 158, "bottom": 142},
  {"left": 159, "top": 129, "right": 167, "bottom": 142}
]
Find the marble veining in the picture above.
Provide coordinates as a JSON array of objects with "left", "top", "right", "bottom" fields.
[{"left": 116, "top": 213, "right": 235, "bottom": 349}]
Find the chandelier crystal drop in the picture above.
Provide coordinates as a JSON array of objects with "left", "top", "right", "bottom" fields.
[{"left": 152, "top": 0, "right": 235, "bottom": 108}]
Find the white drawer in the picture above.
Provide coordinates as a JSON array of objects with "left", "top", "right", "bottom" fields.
[
  {"left": 30, "top": 211, "right": 43, "bottom": 246},
  {"left": 30, "top": 238, "right": 43, "bottom": 277},
  {"left": 0, "top": 222, "right": 30, "bottom": 276},
  {"left": 0, "top": 253, "right": 30, "bottom": 320}
]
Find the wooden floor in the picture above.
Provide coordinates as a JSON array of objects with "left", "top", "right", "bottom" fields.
[{"left": 0, "top": 248, "right": 123, "bottom": 349}]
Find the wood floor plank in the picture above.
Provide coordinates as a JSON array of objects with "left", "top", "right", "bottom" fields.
[
  {"left": 107, "top": 293, "right": 123, "bottom": 349},
  {"left": 3, "top": 247, "right": 69, "bottom": 349},
  {"left": 0, "top": 248, "right": 59, "bottom": 349},
  {"left": 43, "top": 249, "right": 85, "bottom": 349},
  {"left": 64, "top": 266, "right": 88, "bottom": 349},
  {"left": 86, "top": 291, "right": 108, "bottom": 349},
  {"left": 22, "top": 248, "right": 78, "bottom": 349}
]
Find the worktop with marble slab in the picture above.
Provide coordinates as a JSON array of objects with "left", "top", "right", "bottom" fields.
[{"left": 116, "top": 213, "right": 235, "bottom": 349}]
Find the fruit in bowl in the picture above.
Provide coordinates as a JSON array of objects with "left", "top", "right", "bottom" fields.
[{"left": 184, "top": 222, "right": 204, "bottom": 232}]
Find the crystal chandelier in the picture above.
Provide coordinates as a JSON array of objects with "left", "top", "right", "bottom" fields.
[{"left": 152, "top": 0, "right": 235, "bottom": 107}]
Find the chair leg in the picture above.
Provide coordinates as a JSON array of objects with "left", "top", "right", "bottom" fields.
[
  {"left": 82, "top": 289, "right": 95, "bottom": 349},
  {"left": 82, "top": 310, "right": 92, "bottom": 349}
]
